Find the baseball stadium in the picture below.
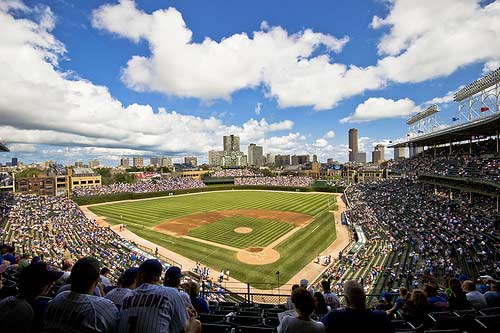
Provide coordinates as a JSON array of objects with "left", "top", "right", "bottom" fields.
[{"left": 2, "top": 1, "right": 500, "bottom": 333}]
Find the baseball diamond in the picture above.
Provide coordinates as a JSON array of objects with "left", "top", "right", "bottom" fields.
[
  {"left": 87, "top": 190, "right": 337, "bottom": 288},
  {"left": 187, "top": 217, "right": 294, "bottom": 249}
]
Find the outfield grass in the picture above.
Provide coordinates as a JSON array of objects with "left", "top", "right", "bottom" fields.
[
  {"left": 88, "top": 191, "right": 337, "bottom": 288},
  {"left": 188, "top": 217, "right": 294, "bottom": 249}
]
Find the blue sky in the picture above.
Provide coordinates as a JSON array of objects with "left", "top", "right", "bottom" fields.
[{"left": 1, "top": 0, "right": 499, "bottom": 165}]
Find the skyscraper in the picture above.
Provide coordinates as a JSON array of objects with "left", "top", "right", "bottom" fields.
[
  {"left": 133, "top": 157, "right": 144, "bottom": 168},
  {"left": 275, "top": 155, "right": 291, "bottom": 167},
  {"left": 375, "top": 144, "right": 385, "bottom": 161},
  {"left": 184, "top": 156, "right": 198, "bottom": 167},
  {"left": 89, "top": 159, "right": 100, "bottom": 168},
  {"left": 248, "top": 143, "right": 264, "bottom": 166},
  {"left": 372, "top": 150, "right": 382, "bottom": 165},
  {"left": 160, "top": 157, "right": 172, "bottom": 167},
  {"left": 208, "top": 150, "right": 224, "bottom": 166},
  {"left": 150, "top": 157, "right": 160, "bottom": 166},
  {"left": 120, "top": 158, "right": 130, "bottom": 168},
  {"left": 357, "top": 152, "right": 367, "bottom": 164},
  {"left": 223, "top": 135, "right": 240, "bottom": 152},
  {"left": 348, "top": 128, "right": 359, "bottom": 162},
  {"left": 291, "top": 155, "right": 309, "bottom": 165}
]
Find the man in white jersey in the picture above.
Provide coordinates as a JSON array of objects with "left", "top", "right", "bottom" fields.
[
  {"left": 321, "top": 280, "right": 340, "bottom": 309},
  {"left": 43, "top": 257, "right": 118, "bottom": 332},
  {"left": 164, "top": 266, "right": 191, "bottom": 307},
  {"left": 105, "top": 267, "right": 138, "bottom": 308},
  {"left": 118, "top": 259, "right": 200, "bottom": 333}
]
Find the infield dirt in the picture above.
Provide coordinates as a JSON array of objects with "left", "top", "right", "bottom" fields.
[{"left": 152, "top": 209, "right": 312, "bottom": 236}]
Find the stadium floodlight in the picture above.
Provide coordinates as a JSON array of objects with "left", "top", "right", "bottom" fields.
[
  {"left": 406, "top": 104, "right": 440, "bottom": 125},
  {"left": 454, "top": 67, "right": 500, "bottom": 102}
]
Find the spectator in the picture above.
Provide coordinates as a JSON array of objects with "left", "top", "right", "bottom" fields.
[
  {"left": 424, "top": 284, "right": 449, "bottom": 311},
  {"left": 402, "top": 289, "right": 430, "bottom": 326},
  {"left": 484, "top": 281, "right": 500, "bottom": 307},
  {"left": 44, "top": 257, "right": 118, "bottom": 332},
  {"left": 164, "top": 266, "right": 191, "bottom": 307},
  {"left": 286, "top": 284, "right": 300, "bottom": 310},
  {"left": 313, "top": 292, "right": 330, "bottom": 321},
  {"left": 386, "top": 287, "right": 409, "bottom": 317},
  {"left": 448, "top": 278, "right": 470, "bottom": 310},
  {"left": 321, "top": 280, "right": 340, "bottom": 310},
  {"left": 56, "top": 259, "right": 72, "bottom": 287},
  {"left": 278, "top": 287, "right": 325, "bottom": 333},
  {"left": 100, "top": 267, "right": 112, "bottom": 287},
  {"left": 376, "top": 292, "right": 394, "bottom": 311},
  {"left": 0, "top": 262, "right": 63, "bottom": 333},
  {"left": 462, "top": 280, "right": 487, "bottom": 309},
  {"left": 187, "top": 281, "right": 210, "bottom": 314},
  {"left": 118, "top": 259, "right": 200, "bottom": 333},
  {"left": 321, "top": 280, "right": 394, "bottom": 333},
  {"left": 105, "top": 267, "right": 138, "bottom": 308}
]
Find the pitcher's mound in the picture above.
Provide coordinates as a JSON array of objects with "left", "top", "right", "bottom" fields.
[
  {"left": 234, "top": 227, "right": 253, "bottom": 234},
  {"left": 236, "top": 247, "right": 280, "bottom": 265}
]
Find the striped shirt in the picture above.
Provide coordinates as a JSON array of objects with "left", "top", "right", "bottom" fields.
[
  {"left": 43, "top": 291, "right": 118, "bottom": 333},
  {"left": 118, "top": 284, "right": 188, "bottom": 333},
  {"left": 105, "top": 288, "right": 131, "bottom": 307}
]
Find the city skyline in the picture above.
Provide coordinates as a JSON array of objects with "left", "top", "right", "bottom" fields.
[{"left": 1, "top": 0, "right": 500, "bottom": 166}]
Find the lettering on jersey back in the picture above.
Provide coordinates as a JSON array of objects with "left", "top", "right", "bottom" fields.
[{"left": 122, "top": 294, "right": 168, "bottom": 310}]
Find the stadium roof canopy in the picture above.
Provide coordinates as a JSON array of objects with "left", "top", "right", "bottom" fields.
[
  {"left": 389, "top": 112, "right": 500, "bottom": 148},
  {"left": 0, "top": 142, "right": 9, "bottom": 152}
]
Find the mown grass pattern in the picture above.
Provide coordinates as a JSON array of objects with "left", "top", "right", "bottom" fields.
[
  {"left": 88, "top": 191, "right": 337, "bottom": 288},
  {"left": 188, "top": 217, "right": 294, "bottom": 249}
]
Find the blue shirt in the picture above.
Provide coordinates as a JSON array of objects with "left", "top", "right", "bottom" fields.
[{"left": 321, "top": 308, "right": 394, "bottom": 333}]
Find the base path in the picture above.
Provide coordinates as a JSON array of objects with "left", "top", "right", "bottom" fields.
[{"left": 80, "top": 192, "right": 349, "bottom": 294}]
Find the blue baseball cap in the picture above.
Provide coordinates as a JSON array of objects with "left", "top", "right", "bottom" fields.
[
  {"left": 122, "top": 267, "right": 139, "bottom": 286},
  {"left": 138, "top": 259, "right": 163, "bottom": 278},
  {"left": 165, "top": 266, "right": 183, "bottom": 280}
]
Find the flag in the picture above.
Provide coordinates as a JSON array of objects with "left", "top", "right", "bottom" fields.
[
  {"left": 452, "top": 117, "right": 459, "bottom": 121},
  {"left": 480, "top": 106, "right": 489, "bottom": 112}
]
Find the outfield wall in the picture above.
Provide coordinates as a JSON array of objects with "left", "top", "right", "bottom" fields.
[{"left": 73, "top": 185, "right": 345, "bottom": 205}]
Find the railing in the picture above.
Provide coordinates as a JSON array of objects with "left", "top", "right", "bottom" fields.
[{"left": 201, "top": 287, "right": 385, "bottom": 308}]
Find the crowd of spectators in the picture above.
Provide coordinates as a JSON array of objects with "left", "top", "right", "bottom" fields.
[
  {"left": 325, "top": 179, "right": 348, "bottom": 188},
  {"left": 72, "top": 177, "right": 206, "bottom": 197},
  {"left": 388, "top": 138, "right": 500, "bottom": 182},
  {"left": 235, "top": 176, "right": 313, "bottom": 187},
  {"left": 0, "top": 194, "right": 151, "bottom": 280},
  {"left": 211, "top": 169, "right": 261, "bottom": 178},
  {"left": 344, "top": 178, "right": 500, "bottom": 291}
]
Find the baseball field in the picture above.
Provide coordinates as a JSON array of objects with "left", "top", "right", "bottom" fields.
[{"left": 87, "top": 190, "right": 337, "bottom": 288}]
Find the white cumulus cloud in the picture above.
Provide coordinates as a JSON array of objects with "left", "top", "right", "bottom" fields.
[
  {"left": 341, "top": 97, "right": 420, "bottom": 123},
  {"left": 324, "top": 130, "right": 336, "bottom": 139}
]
